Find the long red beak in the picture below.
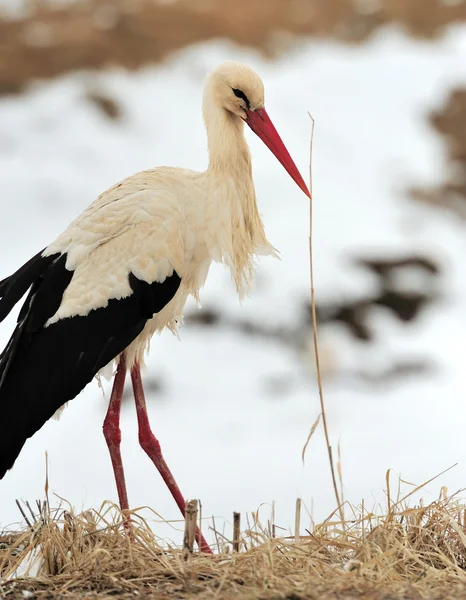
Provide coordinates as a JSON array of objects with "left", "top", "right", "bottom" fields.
[{"left": 245, "top": 108, "right": 310, "bottom": 198}]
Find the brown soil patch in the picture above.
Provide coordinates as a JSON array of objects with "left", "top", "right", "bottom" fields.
[
  {"left": 0, "top": 0, "right": 465, "bottom": 94},
  {"left": 411, "top": 88, "right": 466, "bottom": 219}
]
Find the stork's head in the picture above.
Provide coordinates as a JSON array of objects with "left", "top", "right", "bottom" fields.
[{"left": 206, "top": 61, "right": 310, "bottom": 198}]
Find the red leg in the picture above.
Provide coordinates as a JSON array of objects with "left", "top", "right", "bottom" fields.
[
  {"left": 131, "top": 363, "right": 212, "bottom": 554},
  {"left": 103, "top": 353, "right": 130, "bottom": 521}
]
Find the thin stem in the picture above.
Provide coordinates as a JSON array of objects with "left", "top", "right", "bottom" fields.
[{"left": 307, "top": 113, "right": 344, "bottom": 523}]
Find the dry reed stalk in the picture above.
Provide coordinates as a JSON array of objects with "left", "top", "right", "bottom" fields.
[
  {"left": 305, "top": 113, "right": 344, "bottom": 523},
  {"left": 295, "top": 498, "right": 302, "bottom": 543},
  {"left": 182, "top": 500, "right": 198, "bottom": 560},
  {"left": 211, "top": 515, "right": 221, "bottom": 553},
  {"left": 14, "top": 500, "right": 33, "bottom": 531},
  {"left": 233, "top": 512, "right": 241, "bottom": 552},
  {"left": 198, "top": 498, "right": 203, "bottom": 547}
]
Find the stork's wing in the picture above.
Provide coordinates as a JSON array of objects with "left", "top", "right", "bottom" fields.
[
  {"left": 0, "top": 237, "right": 181, "bottom": 479},
  {"left": 0, "top": 249, "right": 54, "bottom": 322}
]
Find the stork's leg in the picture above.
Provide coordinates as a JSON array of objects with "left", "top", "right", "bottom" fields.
[
  {"left": 131, "top": 363, "right": 212, "bottom": 554},
  {"left": 103, "top": 353, "right": 130, "bottom": 522}
]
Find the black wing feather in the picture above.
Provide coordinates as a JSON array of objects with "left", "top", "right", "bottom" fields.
[
  {"left": 0, "top": 249, "right": 56, "bottom": 322},
  {"left": 0, "top": 251, "right": 181, "bottom": 479},
  {"left": 0, "top": 251, "right": 65, "bottom": 388}
]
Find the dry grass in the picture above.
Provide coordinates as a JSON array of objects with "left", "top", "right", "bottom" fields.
[{"left": 2, "top": 484, "right": 466, "bottom": 599}]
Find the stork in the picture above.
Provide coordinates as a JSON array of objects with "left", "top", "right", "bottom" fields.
[{"left": 0, "top": 62, "right": 309, "bottom": 553}]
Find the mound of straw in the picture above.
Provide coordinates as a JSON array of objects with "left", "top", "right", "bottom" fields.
[{"left": 1, "top": 488, "right": 466, "bottom": 600}]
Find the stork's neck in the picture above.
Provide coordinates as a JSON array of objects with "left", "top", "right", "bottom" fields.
[
  {"left": 203, "top": 100, "right": 252, "bottom": 176},
  {"left": 201, "top": 98, "right": 276, "bottom": 297}
]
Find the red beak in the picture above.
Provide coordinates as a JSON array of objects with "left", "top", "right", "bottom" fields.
[{"left": 245, "top": 108, "right": 310, "bottom": 198}]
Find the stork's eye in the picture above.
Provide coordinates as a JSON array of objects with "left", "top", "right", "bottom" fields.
[{"left": 232, "top": 88, "right": 250, "bottom": 109}]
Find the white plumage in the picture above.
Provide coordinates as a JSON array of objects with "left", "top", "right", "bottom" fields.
[
  {"left": 0, "top": 61, "right": 309, "bottom": 553},
  {"left": 44, "top": 163, "right": 276, "bottom": 366}
]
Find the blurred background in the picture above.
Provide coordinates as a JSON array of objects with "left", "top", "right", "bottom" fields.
[{"left": 0, "top": 0, "right": 465, "bottom": 546}]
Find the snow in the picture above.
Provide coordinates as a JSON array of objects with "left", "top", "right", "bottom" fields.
[{"left": 1, "top": 26, "right": 466, "bottom": 547}]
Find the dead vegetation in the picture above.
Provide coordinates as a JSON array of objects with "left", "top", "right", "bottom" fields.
[
  {"left": 0, "top": 0, "right": 465, "bottom": 94},
  {"left": 2, "top": 484, "right": 466, "bottom": 599}
]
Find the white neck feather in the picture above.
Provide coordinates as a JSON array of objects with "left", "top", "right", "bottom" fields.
[
  {"left": 201, "top": 91, "right": 277, "bottom": 297},
  {"left": 203, "top": 96, "right": 251, "bottom": 175}
]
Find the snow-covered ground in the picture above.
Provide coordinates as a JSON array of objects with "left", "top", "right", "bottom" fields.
[{"left": 1, "top": 27, "right": 466, "bottom": 547}]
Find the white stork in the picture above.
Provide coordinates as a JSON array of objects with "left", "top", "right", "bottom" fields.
[{"left": 0, "top": 62, "right": 309, "bottom": 553}]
